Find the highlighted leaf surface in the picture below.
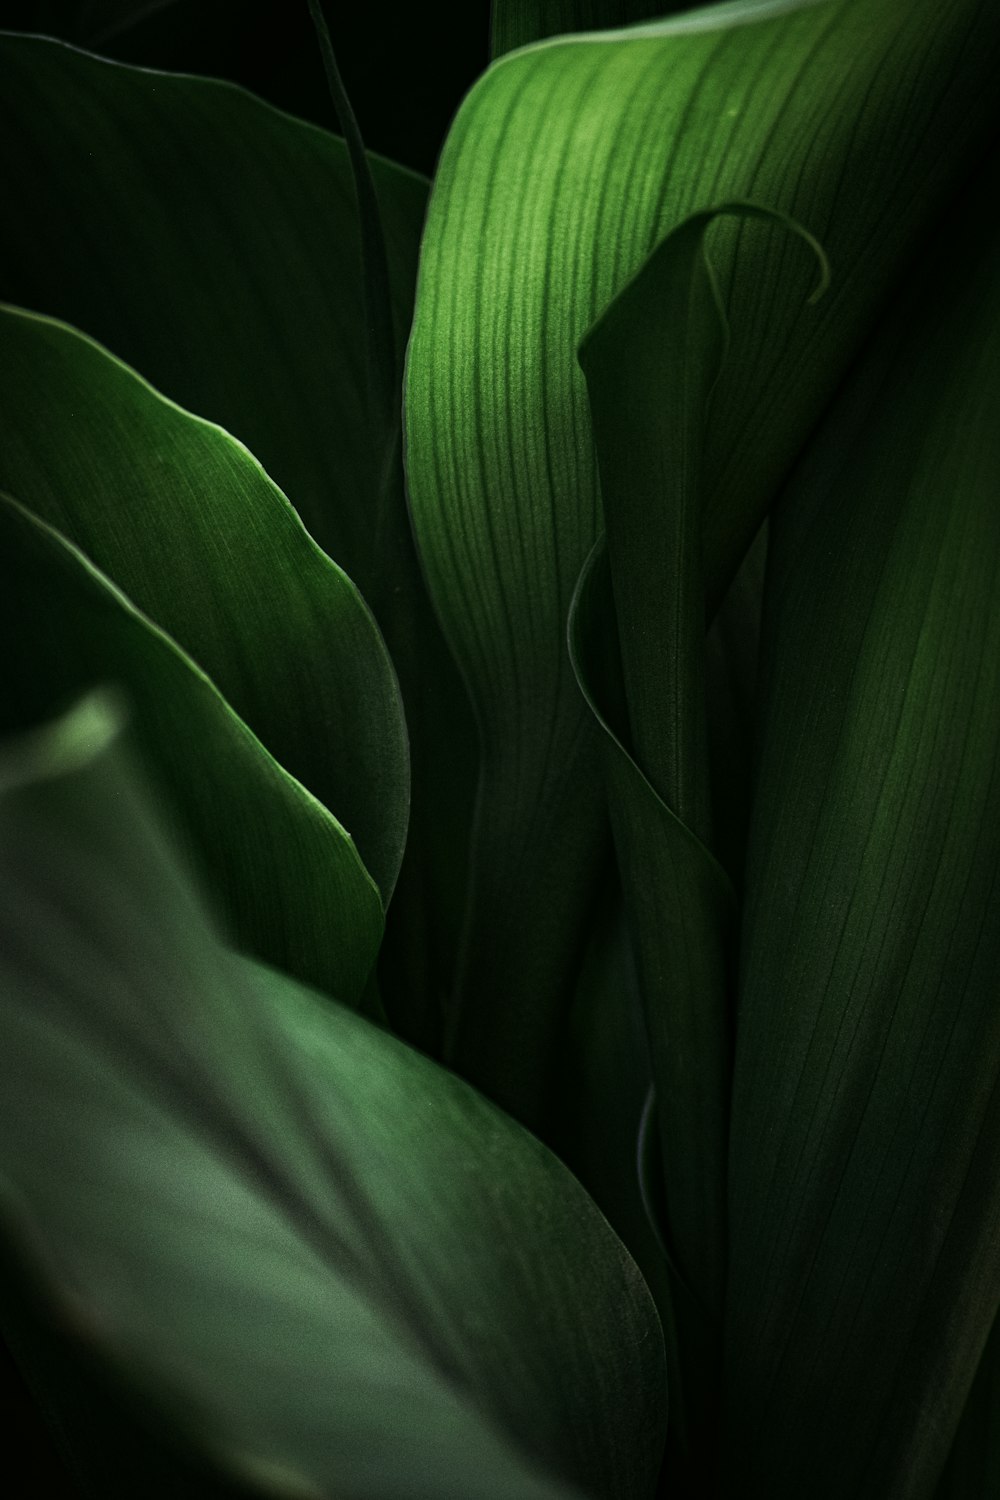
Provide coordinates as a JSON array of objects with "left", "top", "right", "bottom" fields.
[{"left": 404, "top": 0, "right": 1000, "bottom": 1124}]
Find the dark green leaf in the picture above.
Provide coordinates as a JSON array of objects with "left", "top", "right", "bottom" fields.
[
  {"left": 0, "top": 33, "right": 424, "bottom": 583},
  {"left": 573, "top": 205, "right": 824, "bottom": 1340},
  {"left": 0, "top": 303, "right": 408, "bottom": 908},
  {"left": 724, "top": 180, "right": 1000, "bottom": 1498},
  {"left": 491, "top": 0, "right": 680, "bottom": 58},
  {"left": 569, "top": 536, "right": 732, "bottom": 1483},
  {"left": 0, "top": 492, "right": 382, "bottom": 1009},
  {"left": 936, "top": 1314, "right": 1000, "bottom": 1500},
  {"left": 0, "top": 692, "right": 667, "bottom": 1499},
  {"left": 0, "top": 33, "right": 479, "bottom": 1047}
]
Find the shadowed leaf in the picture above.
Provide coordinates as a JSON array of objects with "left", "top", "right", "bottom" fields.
[
  {"left": 404, "top": 0, "right": 1000, "bottom": 1128},
  {"left": 0, "top": 303, "right": 408, "bottom": 908},
  {"left": 725, "top": 178, "right": 1000, "bottom": 1499}
]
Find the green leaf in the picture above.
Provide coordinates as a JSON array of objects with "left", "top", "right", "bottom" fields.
[
  {"left": 0, "top": 692, "right": 667, "bottom": 1500},
  {"left": 404, "top": 0, "right": 1000, "bottom": 1126},
  {"left": 0, "top": 32, "right": 478, "bottom": 1049},
  {"left": 572, "top": 204, "right": 824, "bottom": 1349},
  {"left": 0, "top": 32, "right": 425, "bottom": 585},
  {"left": 569, "top": 536, "right": 732, "bottom": 1484},
  {"left": 0, "top": 491, "right": 381, "bottom": 1010},
  {"left": 724, "top": 182, "right": 1000, "bottom": 1498},
  {"left": 0, "top": 303, "right": 408, "bottom": 909},
  {"left": 703, "top": 520, "right": 770, "bottom": 894}
]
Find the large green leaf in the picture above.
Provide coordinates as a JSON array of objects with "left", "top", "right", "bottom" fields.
[
  {"left": 723, "top": 184, "right": 1000, "bottom": 1498},
  {"left": 0, "top": 492, "right": 381, "bottom": 1009},
  {"left": 0, "top": 692, "right": 667, "bottom": 1500},
  {"left": 0, "top": 303, "right": 408, "bottom": 907},
  {"left": 404, "top": 0, "right": 1000, "bottom": 1127},
  {"left": 0, "top": 31, "right": 478, "bottom": 1052}
]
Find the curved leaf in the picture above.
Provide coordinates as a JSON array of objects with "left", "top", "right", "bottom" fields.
[
  {"left": 0, "top": 303, "right": 408, "bottom": 906},
  {"left": 935, "top": 1314, "right": 1000, "bottom": 1500},
  {"left": 404, "top": 0, "right": 1000, "bottom": 1124},
  {"left": 0, "top": 693, "right": 666, "bottom": 1500},
  {"left": 0, "top": 31, "right": 478, "bottom": 1048},
  {"left": 0, "top": 492, "right": 381, "bottom": 1008},
  {"left": 724, "top": 180, "right": 1000, "bottom": 1498},
  {"left": 0, "top": 32, "right": 426, "bottom": 583},
  {"left": 569, "top": 538, "right": 732, "bottom": 1484}
]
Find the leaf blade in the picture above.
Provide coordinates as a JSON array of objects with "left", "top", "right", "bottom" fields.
[
  {"left": 404, "top": 0, "right": 1000, "bottom": 1124},
  {"left": 0, "top": 491, "right": 382, "bottom": 1008},
  {"left": 0, "top": 302, "right": 409, "bottom": 908},
  {"left": 0, "top": 693, "right": 667, "bottom": 1499},
  {"left": 724, "top": 175, "right": 1000, "bottom": 1498}
]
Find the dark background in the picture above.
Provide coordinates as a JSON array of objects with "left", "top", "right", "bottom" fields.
[{"left": 0, "top": 0, "right": 492, "bottom": 177}]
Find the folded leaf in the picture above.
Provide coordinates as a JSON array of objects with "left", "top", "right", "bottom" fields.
[
  {"left": 0, "top": 692, "right": 667, "bottom": 1500},
  {"left": 0, "top": 303, "right": 408, "bottom": 907},
  {"left": 724, "top": 181, "right": 1000, "bottom": 1498},
  {"left": 0, "top": 492, "right": 381, "bottom": 1008},
  {"left": 404, "top": 0, "right": 1000, "bottom": 1125},
  {"left": 703, "top": 520, "right": 769, "bottom": 894}
]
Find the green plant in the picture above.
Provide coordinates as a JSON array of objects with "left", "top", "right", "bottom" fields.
[{"left": 1, "top": 0, "right": 999, "bottom": 1495}]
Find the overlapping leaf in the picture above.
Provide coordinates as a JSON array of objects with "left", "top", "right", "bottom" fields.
[
  {"left": 0, "top": 303, "right": 408, "bottom": 911},
  {"left": 0, "top": 32, "right": 478, "bottom": 1051},
  {"left": 0, "top": 33, "right": 425, "bottom": 582},
  {"left": 0, "top": 693, "right": 666, "bottom": 1500},
  {"left": 0, "top": 493, "right": 381, "bottom": 1008},
  {"left": 724, "top": 183, "right": 1000, "bottom": 1498},
  {"left": 404, "top": 0, "right": 1000, "bottom": 1127},
  {"left": 936, "top": 1316, "right": 1000, "bottom": 1500}
]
